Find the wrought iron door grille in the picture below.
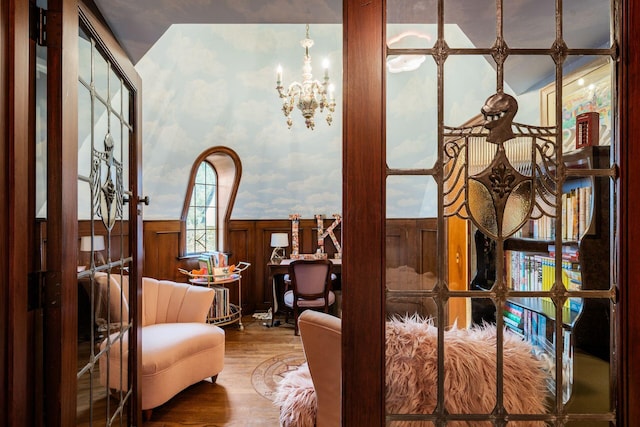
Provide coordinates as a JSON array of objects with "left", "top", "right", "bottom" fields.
[{"left": 385, "top": 0, "right": 618, "bottom": 424}]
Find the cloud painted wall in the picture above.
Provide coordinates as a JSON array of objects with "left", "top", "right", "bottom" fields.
[{"left": 136, "top": 24, "right": 539, "bottom": 220}]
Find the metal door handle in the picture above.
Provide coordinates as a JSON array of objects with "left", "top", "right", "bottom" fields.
[{"left": 138, "top": 196, "right": 150, "bottom": 206}]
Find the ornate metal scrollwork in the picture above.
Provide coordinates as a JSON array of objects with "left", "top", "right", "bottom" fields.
[
  {"left": 443, "top": 92, "right": 559, "bottom": 241},
  {"left": 91, "top": 132, "right": 124, "bottom": 231}
]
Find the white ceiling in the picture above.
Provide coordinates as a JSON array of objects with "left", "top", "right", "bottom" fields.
[{"left": 93, "top": 0, "right": 612, "bottom": 94}]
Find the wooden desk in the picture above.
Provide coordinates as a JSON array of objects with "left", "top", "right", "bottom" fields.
[{"left": 267, "top": 258, "right": 342, "bottom": 326}]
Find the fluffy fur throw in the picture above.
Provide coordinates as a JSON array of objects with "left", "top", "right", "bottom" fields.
[
  {"left": 275, "top": 316, "right": 549, "bottom": 427},
  {"left": 273, "top": 362, "right": 317, "bottom": 427},
  {"left": 386, "top": 317, "right": 548, "bottom": 426}
]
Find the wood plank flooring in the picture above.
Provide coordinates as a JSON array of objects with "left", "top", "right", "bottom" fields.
[{"left": 143, "top": 315, "right": 302, "bottom": 426}]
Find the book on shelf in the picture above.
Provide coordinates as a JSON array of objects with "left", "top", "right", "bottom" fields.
[
  {"left": 528, "top": 184, "right": 591, "bottom": 240},
  {"left": 211, "top": 285, "right": 230, "bottom": 318},
  {"left": 198, "top": 251, "right": 230, "bottom": 276}
]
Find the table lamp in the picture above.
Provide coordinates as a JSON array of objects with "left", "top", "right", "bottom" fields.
[
  {"left": 80, "top": 235, "right": 106, "bottom": 267},
  {"left": 270, "top": 233, "right": 289, "bottom": 264}
]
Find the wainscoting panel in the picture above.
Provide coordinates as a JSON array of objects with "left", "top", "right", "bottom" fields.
[{"left": 137, "top": 218, "right": 440, "bottom": 314}]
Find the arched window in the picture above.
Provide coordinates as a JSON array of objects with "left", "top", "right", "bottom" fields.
[
  {"left": 185, "top": 161, "right": 218, "bottom": 254},
  {"left": 181, "top": 147, "right": 242, "bottom": 256}
]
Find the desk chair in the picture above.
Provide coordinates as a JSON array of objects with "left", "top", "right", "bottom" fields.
[{"left": 284, "top": 259, "right": 336, "bottom": 335}]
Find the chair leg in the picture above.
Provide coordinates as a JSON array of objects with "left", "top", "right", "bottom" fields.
[
  {"left": 294, "top": 307, "right": 299, "bottom": 335},
  {"left": 143, "top": 409, "right": 153, "bottom": 421},
  {"left": 211, "top": 374, "right": 218, "bottom": 383}
]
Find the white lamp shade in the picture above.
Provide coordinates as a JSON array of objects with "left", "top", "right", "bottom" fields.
[
  {"left": 270, "top": 233, "right": 289, "bottom": 248},
  {"left": 80, "top": 235, "right": 105, "bottom": 252}
]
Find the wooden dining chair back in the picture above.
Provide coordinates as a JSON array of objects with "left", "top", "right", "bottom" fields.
[{"left": 284, "top": 259, "right": 336, "bottom": 335}]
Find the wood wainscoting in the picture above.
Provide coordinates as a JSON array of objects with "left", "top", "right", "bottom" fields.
[
  {"left": 142, "top": 218, "right": 446, "bottom": 316},
  {"left": 34, "top": 217, "right": 448, "bottom": 316}
]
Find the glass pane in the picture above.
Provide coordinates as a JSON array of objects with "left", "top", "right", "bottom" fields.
[
  {"left": 93, "top": 45, "right": 109, "bottom": 100},
  {"left": 564, "top": 0, "right": 611, "bottom": 49},
  {"left": 122, "top": 85, "right": 130, "bottom": 124},
  {"left": 387, "top": 24, "right": 435, "bottom": 50},
  {"left": 186, "top": 229, "right": 195, "bottom": 253},
  {"left": 504, "top": 55, "right": 555, "bottom": 116},
  {"left": 35, "top": 45, "right": 47, "bottom": 218},
  {"left": 444, "top": 55, "right": 499, "bottom": 126},
  {"left": 385, "top": 304, "right": 441, "bottom": 418},
  {"left": 504, "top": 1, "right": 555, "bottom": 48},
  {"left": 386, "top": 49, "right": 438, "bottom": 169},
  {"left": 386, "top": 175, "right": 438, "bottom": 218},
  {"left": 78, "top": 27, "right": 91, "bottom": 84},
  {"left": 93, "top": 100, "right": 108, "bottom": 150},
  {"left": 541, "top": 57, "right": 613, "bottom": 153},
  {"left": 387, "top": 0, "right": 437, "bottom": 29},
  {"left": 196, "top": 163, "right": 206, "bottom": 184},
  {"left": 206, "top": 229, "right": 217, "bottom": 251},
  {"left": 195, "top": 185, "right": 206, "bottom": 207},
  {"left": 443, "top": 0, "right": 496, "bottom": 49},
  {"left": 122, "top": 124, "right": 130, "bottom": 191},
  {"left": 78, "top": 85, "right": 92, "bottom": 178},
  {"left": 195, "top": 207, "right": 206, "bottom": 227},
  {"left": 110, "top": 69, "right": 122, "bottom": 114},
  {"left": 187, "top": 207, "right": 196, "bottom": 228},
  {"left": 110, "top": 112, "right": 122, "bottom": 158},
  {"left": 206, "top": 185, "right": 216, "bottom": 207},
  {"left": 206, "top": 207, "right": 216, "bottom": 226},
  {"left": 194, "top": 229, "right": 206, "bottom": 252},
  {"left": 205, "top": 162, "right": 215, "bottom": 183},
  {"left": 77, "top": 179, "right": 92, "bottom": 220},
  {"left": 386, "top": 292, "right": 437, "bottom": 321}
]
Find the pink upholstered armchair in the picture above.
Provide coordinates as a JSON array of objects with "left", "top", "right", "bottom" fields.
[
  {"left": 274, "top": 310, "right": 342, "bottom": 427},
  {"left": 99, "top": 277, "right": 225, "bottom": 418},
  {"left": 298, "top": 310, "right": 342, "bottom": 427}
]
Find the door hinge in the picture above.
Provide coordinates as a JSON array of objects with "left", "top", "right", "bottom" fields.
[{"left": 30, "top": 4, "right": 47, "bottom": 46}]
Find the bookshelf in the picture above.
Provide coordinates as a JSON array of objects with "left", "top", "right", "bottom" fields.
[
  {"left": 499, "top": 146, "right": 611, "bottom": 403},
  {"left": 179, "top": 254, "right": 251, "bottom": 330}
]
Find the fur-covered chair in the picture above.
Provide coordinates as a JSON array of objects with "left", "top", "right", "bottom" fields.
[{"left": 275, "top": 315, "right": 549, "bottom": 427}]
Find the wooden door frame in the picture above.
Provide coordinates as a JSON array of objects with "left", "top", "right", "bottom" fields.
[
  {"left": 2, "top": 0, "right": 638, "bottom": 425},
  {"left": 342, "top": 0, "right": 386, "bottom": 424},
  {"left": 1, "top": 0, "right": 31, "bottom": 425},
  {"left": 43, "top": 2, "right": 80, "bottom": 424},
  {"left": 342, "top": 0, "right": 640, "bottom": 425},
  {"left": 618, "top": 0, "right": 640, "bottom": 423}
]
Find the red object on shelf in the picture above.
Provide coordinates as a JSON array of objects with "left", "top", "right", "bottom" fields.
[{"left": 575, "top": 112, "right": 600, "bottom": 149}]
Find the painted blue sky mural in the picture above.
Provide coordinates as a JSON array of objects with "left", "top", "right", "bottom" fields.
[{"left": 135, "top": 23, "right": 539, "bottom": 220}]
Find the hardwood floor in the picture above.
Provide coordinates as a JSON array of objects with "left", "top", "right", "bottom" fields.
[{"left": 143, "top": 314, "right": 303, "bottom": 426}]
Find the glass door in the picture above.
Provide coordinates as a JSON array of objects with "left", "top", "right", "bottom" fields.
[
  {"left": 39, "top": 1, "right": 144, "bottom": 425},
  {"left": 384, "top": 0, "right": 617, "bottom": 424},
  {"left": 75, "top": 21, "right": 135, "bottom": 426}
]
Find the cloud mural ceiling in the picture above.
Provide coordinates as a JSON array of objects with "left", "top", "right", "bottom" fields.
[
  {"left": 135, "top": 23, "right": 533, "bottom": 220},
  {"left": 137, "top": 24, "right": 343, "bottom": 220}
]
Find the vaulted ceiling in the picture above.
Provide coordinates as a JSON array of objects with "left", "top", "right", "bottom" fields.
[{"left": 93, "top": 0, "right": 612, "bottom": 94}]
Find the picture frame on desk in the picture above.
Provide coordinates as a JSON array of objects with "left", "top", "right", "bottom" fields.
[{"left": 540, "top": 59, "right": 612, "bottom": 153}]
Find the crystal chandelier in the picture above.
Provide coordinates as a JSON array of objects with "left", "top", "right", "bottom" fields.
[{"left": 276, "top": 25, "right": 336, "bottom": 130}]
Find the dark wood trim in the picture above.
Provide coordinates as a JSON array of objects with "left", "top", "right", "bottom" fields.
[
  {"left": 44, "top": 1, "right": 79, "bottom": 425},
  {"left": 343, "top": 0, "right": 386, "bottom": 425},
  {"left": 1, "top": 0, "right": 31, "bottom": 425},
  {"left": 0, "top": 0, "right": 7, "bottom": 421},
  {"left": 619, "top": 0, "right": 640, "bottom": 423}
]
